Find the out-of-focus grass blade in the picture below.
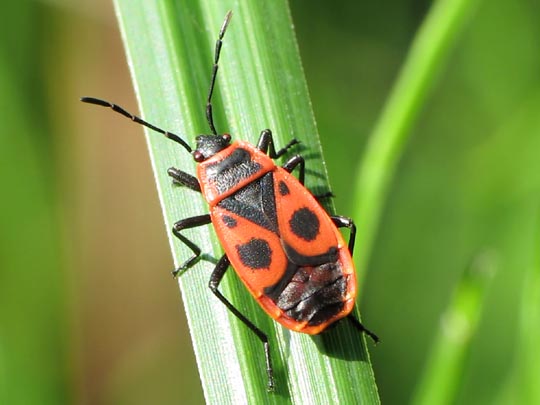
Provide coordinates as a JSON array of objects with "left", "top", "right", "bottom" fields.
[
  {"left": 518, "top": 223, "right": 540, "bottom": 402},
  {"left": 352, "top": 0, "right": 481, "bottom": 279},
  {"left": 110, "top": 0, "right": 379, "bottom": 403},
  {"left": 411, "top": 252, "right": 496, "bottom": 405},
  {"left": 497, "top": 206, "right": 540, "bottom": 404},
  {"left": 515, "top": 232, "right": 540, "bottom": 403},
  {"left": 0, "top": 2, "right": 69, "bottom": 404}
]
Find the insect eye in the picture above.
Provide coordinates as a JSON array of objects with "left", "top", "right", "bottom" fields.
[
  {"left": 222, "top": 133, "right": 231, "bottom": 142},
  {"left": 192, "top": 150, "right": 205, "bottom": 162}
]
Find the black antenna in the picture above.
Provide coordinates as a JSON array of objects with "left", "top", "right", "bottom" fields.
[
  {"left": 206, "top": 11, "right": 233, "bottom": 135},
  {"left": 80, "top": 97, "right": 192, "bottom": 153}
]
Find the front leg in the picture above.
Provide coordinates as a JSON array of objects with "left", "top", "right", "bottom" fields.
[
  {"left": 167, "top": 167, "right": 201, "bottom": 192},
  {"left": 172, "top": 214, "right": 211, "bottom": 276},
  {"left": 257, "top": 129, "right": 299, "bottom": 159}
]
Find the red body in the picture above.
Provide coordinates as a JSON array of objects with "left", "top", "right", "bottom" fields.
[{"left": 197, "top": 141, "right": 356, "bottom": 334}]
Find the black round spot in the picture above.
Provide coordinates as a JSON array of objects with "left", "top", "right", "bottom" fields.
[
  {"left": 278, "top": 180, "right": 290, "bottom": 196},
  {"left": 237, "top": 238, "right": 272, "bottom": 269},
  {"left": 289, "top": 207, "right": 320, "bottom": 241},
  {"left": 222, "top": 215, "right": 237, "bottom": 228}
]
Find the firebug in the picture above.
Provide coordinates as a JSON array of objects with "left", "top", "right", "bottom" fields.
[{"left": 81, "top": 11, "right": 378, "bottom": 391}]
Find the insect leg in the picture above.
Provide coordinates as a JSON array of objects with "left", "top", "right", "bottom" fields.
[
  {"left": 314, "top": 191, "right": 335, "bottom": 200},
  {"left": 347, "top": 315, "right": 380, "bottom": 344},
  {"left": 209, "top": 254, "right": 275, "bottom": 391},
  {"left": 172, "top": 214, "right": 212, "bottom": 276},
  {"left": 282, "top": 153, "right": 333, "bottom": 199},
  {"left": 257, "top": 129, "right": 299, "bottom": 158},
  {"left": 282, "top": 155, "right": 305, "bottom": 185},
  {"left": 167, "top": 167, "right": 201, "bottom": 192},
  {"left": 331, "top": 216, "right": 356, "bottom": 255}
]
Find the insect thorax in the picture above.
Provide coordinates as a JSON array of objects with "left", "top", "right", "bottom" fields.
[{"left": 197, "top": 141, "right": 275, "bottom": 206}]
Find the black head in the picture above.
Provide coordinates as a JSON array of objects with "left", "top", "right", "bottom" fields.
[{"left": 192, "top": 133, "right": 231, "bottom": 162}]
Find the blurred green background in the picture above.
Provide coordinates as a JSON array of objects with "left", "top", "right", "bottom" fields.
[{"left": 1, "top": 0, "right": 539, "bottom": 404}]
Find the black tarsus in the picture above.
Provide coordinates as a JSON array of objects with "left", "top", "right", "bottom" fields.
[
  {"left": 314, "top": 191, "right": 335, "bottom": 200},
  {"left": 209, "top": 254, "right": 275, "bottom": 392},
  {"left": 80, "top": 97, "right": 192, "bottom": 153},
  {"left": 206, "top": 11, "right": 233, "bottom": 135},
  {"left": 347, "top": 315, "right": 380, "bottom": 344},
  {"left": 171, "top": 214, "right": 212, "bottom": 276}
]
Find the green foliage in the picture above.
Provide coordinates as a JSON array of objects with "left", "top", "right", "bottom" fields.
[
  {"left": 2, "top": 0, "right": 538, "bottom": 403},
  {"left": 0, "top": 2, "right": 69, "bottom": 404},
  {"left": 411, "top": 252, "right": 496, "bottom": 404}
]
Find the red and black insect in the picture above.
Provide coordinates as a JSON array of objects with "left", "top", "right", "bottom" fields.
[{"left": 82, "top": 11, "right": 377, "bottom": 391}]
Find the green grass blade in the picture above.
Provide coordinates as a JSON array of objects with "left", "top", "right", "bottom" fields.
[
  {"left": 511, "top": 211, "right": 540, "bottom": 403},
  {"left": 411, "top": 252, "right": 496, "bottom": 405},
  {"left": 516, "top": 219, "right": 540, "bottom": 403},
  {"left": 0, "top": 3, "right": 69, "bottom": 404},
  {"left": 352, "top": 0, "right": 481, "bottom": 279},
  {"left": 497, "top": 205, "right": 540, "bottom": 404},
  {"left": 110, "top": 0, "right": 378, "bottom": 402}
]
